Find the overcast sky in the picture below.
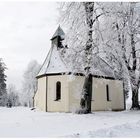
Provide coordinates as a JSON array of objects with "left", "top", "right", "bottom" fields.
[{"left": 0, "top": 2, "right": 59, "bottom": 90}]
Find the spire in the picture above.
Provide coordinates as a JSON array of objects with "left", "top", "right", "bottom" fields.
[
  {"left": 37, "top": 25, "right": 68, "bottom": 77},
  {"left": 51, "top": 25, "right": 65, "bottom": 40}
]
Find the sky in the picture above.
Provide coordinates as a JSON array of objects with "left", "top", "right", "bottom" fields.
[{"left": 0, "top": 1, "right": 59, "bottom": 90}]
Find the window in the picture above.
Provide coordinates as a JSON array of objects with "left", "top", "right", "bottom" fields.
[
  {"left": 106, "top": 84, "right": 110, "bottom": 101},
  {"left": 55, "top": 81, "right": 61, "bottom": 101}
]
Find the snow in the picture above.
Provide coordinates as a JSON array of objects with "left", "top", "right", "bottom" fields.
[
  {"left": 37, "top": 47, "right": 52, "bottom": 76},
  {"left": 0, "top": 106, "right": 140, "bottom": 137},
  {"left": 46, "top": 45, "right": 68, "bottom": 73}
]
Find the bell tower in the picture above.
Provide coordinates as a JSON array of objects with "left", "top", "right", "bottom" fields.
[{"left": 51, "top": 26, "right": 65, "bottom": 49}]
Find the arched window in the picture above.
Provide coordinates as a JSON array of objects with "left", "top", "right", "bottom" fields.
[{"left": 55, "top": 81, "right": 61, "bottom": 101}]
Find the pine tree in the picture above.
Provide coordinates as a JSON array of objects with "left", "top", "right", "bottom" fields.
[{"left": 0, "top": 58, "right": 7, "bottom": 106}]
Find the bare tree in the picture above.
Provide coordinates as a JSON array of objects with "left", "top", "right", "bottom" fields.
[
  {"left": 59, "top": 2, "right": 105, "bottom": 113},
  {"left": 102, "top": 2, "right": 140, "bottom": 109},
  {"left": 21, "top": 60, "right": 41, "bottom": 107},
  {"left": 7, "top": 84, "right": 20, "bottom": 107},
  {"left": 59, "top": 2, "right": 140, "bottom": 111}
]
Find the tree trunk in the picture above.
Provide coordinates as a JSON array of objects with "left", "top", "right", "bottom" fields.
[
  {"left": 79, "top": 74, "right": 92, "bottom": 114},
  {"left": 131, "top": 86, "right": 140, "bottom": 109},
  {"left": 76, "top": 2, "right": 94, "bottom": 114}
]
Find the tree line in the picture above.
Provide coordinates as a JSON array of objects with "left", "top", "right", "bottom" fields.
[{"left": 0, "top": 58, "right": 40, "bottom": 108}]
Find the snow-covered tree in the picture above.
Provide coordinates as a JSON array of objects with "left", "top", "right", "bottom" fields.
[
  {"left": 21, "top": 60, "right": 41, "bottom": 107},
  {"left": 59, "top": 2, "right": 106, "bottom": 113},
  {"left": 7, "top": 84, "right": 20, "bottom": 107},
  {"left": 101, "top": 2, "right": 140, "bottom": 109},
  {"left": 59, "top": 2, "right": 140, "bottom": 110},
  {"left": 0, "top": 58, "right": 7, "bottom": 106}
]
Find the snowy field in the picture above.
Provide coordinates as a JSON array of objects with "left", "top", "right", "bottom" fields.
[{"left": 0, "top": 107, "right": 140, "bottom": 137}]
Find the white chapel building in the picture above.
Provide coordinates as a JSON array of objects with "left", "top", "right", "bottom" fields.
[{"left": 34, "top": 26, "right": 126, "bottom": 112}]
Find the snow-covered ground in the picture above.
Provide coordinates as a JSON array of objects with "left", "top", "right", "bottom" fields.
[{"left": 0, "top": 106, "right": 140, "bottom": 137}]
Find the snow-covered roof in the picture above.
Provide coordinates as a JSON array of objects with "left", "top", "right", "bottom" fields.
[
  {"left": 37, "top": 26, "right": 115, "bottom": 78},
  {"left": 91, "top": 56, "right": 115, "bottom": 77},
  {"left": 37, "top": 44, "right": 69, "bottom": 76},
  {"left": 37, "top": 46, "right": 114, "bottom": 78}
]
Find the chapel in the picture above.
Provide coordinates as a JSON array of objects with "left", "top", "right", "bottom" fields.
[{"left": 34, "top": 26, "right": 125, "bottom": 112}]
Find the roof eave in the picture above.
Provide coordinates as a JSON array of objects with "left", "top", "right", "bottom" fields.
[{"left": 36, "top": 72, "right": 119, "bottom": 80}]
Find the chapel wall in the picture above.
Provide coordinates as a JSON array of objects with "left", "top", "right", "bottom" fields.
[
  {"left": 34, "top": 76, "right": 47, "bottom": 111},
  {"left": 68, "top": 75, "right": 84, "bottom": 112},
  {"left": 91, "top": 77, "right": 125, "bottom": 111},
  {"left": 47, "top": 75, "right": 69, "bottom": 112}
]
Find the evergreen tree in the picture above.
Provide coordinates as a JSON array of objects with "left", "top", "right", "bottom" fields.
[{"left": 0, "top": 58, "right": 7, "bottom": 106}]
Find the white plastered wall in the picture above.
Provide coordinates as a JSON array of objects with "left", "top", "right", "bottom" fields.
[
  {"left": 91, "top": 77, "right": 125, "bottom": 111},
  {"left": 47, "top": 75, "right": 69, "bottom": 112},
  {"left": 34, "top": 76, "right": 47, "bottom": 111},
  {"left": 68, "top": 75, "right": 84, "bottom": 112},
  {"left": 34, "top": 75, "right": 125, "bottom": 112}
]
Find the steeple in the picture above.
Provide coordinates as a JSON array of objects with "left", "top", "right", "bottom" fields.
[
  {"left": 51, "top": 25, "right": 65, "bottom": 40},
  {"left": 37, "top": 25, "right": 68, "bottom": 77},
  {"left": 51, "top": 26, "right": 65, "bottom": 49}
]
